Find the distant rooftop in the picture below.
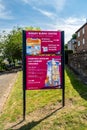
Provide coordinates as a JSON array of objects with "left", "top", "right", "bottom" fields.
[{"left": 75, "top": 22, "right": 87, "bottom": 33}]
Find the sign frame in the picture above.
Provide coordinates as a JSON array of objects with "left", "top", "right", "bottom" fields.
[{"left": 22, "top": 30, "right": 65, "bottom": 120}]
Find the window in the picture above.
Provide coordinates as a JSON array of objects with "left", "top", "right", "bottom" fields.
[
  {"left": 83, "top": 38, "right": 85, "bottom": 44},
  {"left": 78, "top": 41, "right": 80, "bottom": 46},
  {"left": 78, "top": 31, "right": 80, "bottom": 37},
  {"left": 82, "top": 28, "right": 85, "bottom": 34}
]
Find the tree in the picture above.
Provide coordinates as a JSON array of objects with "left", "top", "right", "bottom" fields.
[
  {"left": 2, "top": 26, "right": 41, "bottom": 65},
  {"left": 64, "top": 44, "right": 68, "bottom": 50},
  {"left": 3, "top": 27, "right": 22, "bottom": 65},
  {"left": 72, "top": 33, "right": 77, "bottom": 39},
  {"left": 25, "top": 26, "right": 41, "bottom": 31}
]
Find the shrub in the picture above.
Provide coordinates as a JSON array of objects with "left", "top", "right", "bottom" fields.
[{"left": 65, "top": 50, "right": 73, "bottom": 64}]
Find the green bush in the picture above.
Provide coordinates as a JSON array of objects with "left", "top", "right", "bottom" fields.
[{"left": 65, "top": 50, "right": 73, "bottom": 64}]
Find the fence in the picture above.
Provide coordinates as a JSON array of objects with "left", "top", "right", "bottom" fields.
[{"left": 68, "top": 51, "right": 87, "bottom": 78}]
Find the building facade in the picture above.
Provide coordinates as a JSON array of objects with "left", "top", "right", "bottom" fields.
[
  {"left": 68, "top": 39, "right": 76, "bottom": 53},
  {"left": 75, "top": 22, "right": 87, "bottom": 52}
]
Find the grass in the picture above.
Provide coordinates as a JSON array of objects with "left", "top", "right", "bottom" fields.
[{"left": 0, "top": 66, "right": 87, "bottom": 130}]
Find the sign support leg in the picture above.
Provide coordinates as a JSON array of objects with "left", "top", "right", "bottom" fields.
[
  {"left": 23, "top": 89, "right": 26, "bottom": 120},
  {"left": 23, "top": 30, "right": 26, "bottom": 120},
  {"left": 61, "top": 31, "right": 65, "bottom": 107}
]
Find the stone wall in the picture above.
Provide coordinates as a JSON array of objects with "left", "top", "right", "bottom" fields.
[{"left": 68, "top": 51, "right": 87, "bottom": 77}]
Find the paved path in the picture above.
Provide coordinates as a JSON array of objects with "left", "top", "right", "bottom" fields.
[{"left": 0, "top": 72, "right": 18, "bottom": 113}]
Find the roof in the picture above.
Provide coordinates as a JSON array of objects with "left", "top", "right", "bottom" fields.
[
  {"left": 68, "top": 39, "right": 76, "bottom": 44},
  {"left": 75, "top": 22, "right": 87, "bottom": 33}
]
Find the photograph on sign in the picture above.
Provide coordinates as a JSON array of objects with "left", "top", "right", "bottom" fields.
[
  {"left": 26, "top": 31, "right": 61, "bottom": 55},
  {"left": 26, "top": 56, "right": 62, "bottom": 90}
]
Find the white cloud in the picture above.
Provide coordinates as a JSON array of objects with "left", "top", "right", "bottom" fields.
[
  {"left": 38, "top": 17, "right": 86, "bottom": 43},
  {"left": 62, "top": 17, "right": 86, "bottom": 43},
  {"left": 22, "top": 0, "right": 29, "bottom": 3},
  {"left": 33, "top": 7, "right": 56, "bottom": 19},
  {"left": 52, "top": 0, "right": 66, "bottom": 11},
  {"left": 22, "top": 0, "right": 66, "bottom": 11},
  {"left": 0, "top": 2, "right": 5, "bottom": 10},
  {"left": 21, "top": 0, "right": 66, "bottom": 19},
  {"left": 65, "top": 17, "right": 86, "bottom": 25},
  {"left": 0, "top": 1, "right": 14, "bottom": 19}
]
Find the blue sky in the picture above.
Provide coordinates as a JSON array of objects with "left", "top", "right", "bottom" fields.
[{"left": 0, "top": 0, "right": 87, "bottom": 43}]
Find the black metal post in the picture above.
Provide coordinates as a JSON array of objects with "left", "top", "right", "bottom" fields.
[
  {"left": 22, "top": 30, "right": 26, "bottom": 120},
  {"left": 61, "top": 31, "right": 65, "bottom": 107}
]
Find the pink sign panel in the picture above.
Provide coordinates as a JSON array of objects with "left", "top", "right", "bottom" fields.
[
  {"left": 26, "top": 56, "right": 62, "bottom": 90},
  {"left": 26, "top": 31, "right": 61, "bottom": 55}
]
